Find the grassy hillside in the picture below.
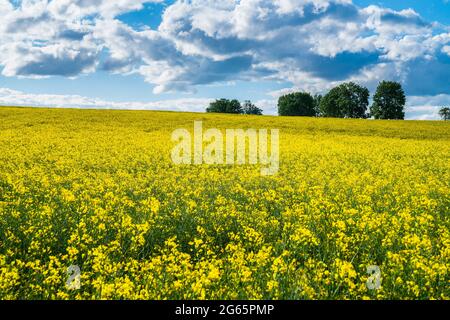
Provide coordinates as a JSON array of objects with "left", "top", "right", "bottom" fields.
[{"left": 0, "top": 107, "right": 449, "bottom": 300}]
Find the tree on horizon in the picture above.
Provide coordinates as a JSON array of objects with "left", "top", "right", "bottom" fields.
[
  {"left": 438, "top": 107, "right": 450, "bottom": 120},
  {"left": 370, "top": 81, "right": 406, "bottom": 120},
  {"left": 206, "top": 99, "right": 243, "bottom": 114},
  {"left": 278, "top": 92, "right": 316, "bottom": 117},
  {"left": 319, "top": 82, "right": 370, "bottom": 118}
]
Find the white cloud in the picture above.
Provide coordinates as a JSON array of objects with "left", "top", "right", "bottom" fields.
[
  {"left": 0, "top": 87, "right": 212, "bottom": 112},
  {"left": 442, "top": 45, "right": 450, "bottom": 56},
  {"left": 0, "top": 0, "right": 162, "bottom": 78},
  {"left": 400, "top": 94, "right": 450, "bottom": 120},
  {"left": 151, "top": 0, "right": 450, "bottom": 94},
  {"left": 0, "top": 0, "right": 449, "bottom": 102},
  {"left": 408, "top": 94, "right": 450, "bottom": 106}
]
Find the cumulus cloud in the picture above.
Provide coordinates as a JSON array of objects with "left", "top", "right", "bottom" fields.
[
  {"left": 151, "top": 0, "right": 450, "bottom": 95},
  {"left": 0, "top": 0, "right": 162, "bottom": 77},
  {"left": 0, "top": 0, "right": 449, "bottom": 100}
]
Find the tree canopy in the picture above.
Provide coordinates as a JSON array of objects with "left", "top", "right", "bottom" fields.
[
  {"left": 319, "top": 82, "right": 369, "bottom": 118},
  {"left": 206, "top": 99, "right": 243, "bottom": 114},
  {"left": 278, "top": 92, "right": 316, "bottom": 117},
  {"left": 242, "top": 100, "right": 263, "bottom": 115},
  {"left": 439, "top": 107, "right": 450, "bottom": 120},
  {"left": 370, "top": 81, "right": 406, "bottom": 120}
]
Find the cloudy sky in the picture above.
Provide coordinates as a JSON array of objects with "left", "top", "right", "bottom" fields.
[{"left": 0, "top": 0, "right": 449, "bottom": 119}]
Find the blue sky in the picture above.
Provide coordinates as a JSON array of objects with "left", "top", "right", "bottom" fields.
[
  {"left": 0, "top": 0, "right": 449, "bottom": 119},
  {"left": 354, "top": 0, "right": 450, "bottom": 24}
]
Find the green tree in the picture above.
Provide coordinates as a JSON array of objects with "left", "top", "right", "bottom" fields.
[
  {"left": 278, "top": 92, "right": 316, "bottom": 117},
  {"left": 313, "top": 94, "right": 323, "bottom": 117},
  {"left": 206, "top": 99, "right": 243, "bottom": 114},
  {"left": 438, "top": 107, "right": 450, "bottom": 121},
  {"left": 370, "top": 81, "right": 406, "bottom": 120},
  {"left": 242, "top": 100, "right": 263, "bottom": 115},
  {"left": 319, "top": 82, "right": 369, "bottom": 118}
]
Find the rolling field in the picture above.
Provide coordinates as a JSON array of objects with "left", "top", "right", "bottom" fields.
[{"left": 0, "top": 107, "right": 449, "bottom": 300}]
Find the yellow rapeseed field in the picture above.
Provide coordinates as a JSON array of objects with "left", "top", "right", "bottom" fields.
[{"left": 0, "top": 106, "right": 449, "bottom": 300}]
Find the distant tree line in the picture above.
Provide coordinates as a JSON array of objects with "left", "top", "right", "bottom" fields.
[
  {"left": 278, "top": 81, "right": 406, "bottom": 120},
  {"left": 206, "top": 99, "right": 263, "bottom": 115},
  {"left": 206, "top": 81, "right": 448, "bottom": 121}
]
